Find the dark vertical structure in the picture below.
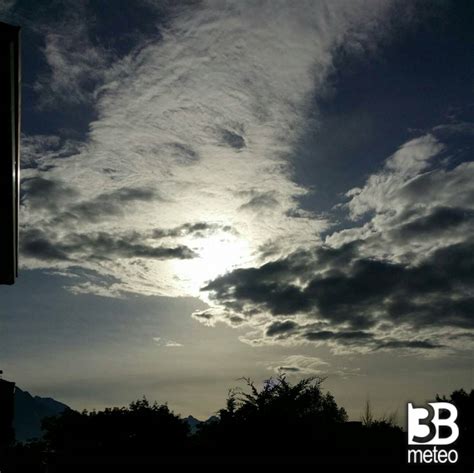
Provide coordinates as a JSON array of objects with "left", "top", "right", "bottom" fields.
[
  {"left": 0, "top": 22, "right": 20, "bottom": 285},
  {"left": 0, "top": 375, "right": 16, "bottom": 447}
]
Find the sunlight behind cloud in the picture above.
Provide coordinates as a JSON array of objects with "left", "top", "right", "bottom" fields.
[{"left": 173, "top": 231, "right": 252, "bottom": 296}]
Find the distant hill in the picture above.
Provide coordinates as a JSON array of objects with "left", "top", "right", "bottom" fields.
[
  {"left": 185, "top": 415, "right": 201, "bottom": 434},
  {"left": 185, "top": 414, "right": 219, "bottom": 434},
  {"left": 14, "top": 387, "right": 70, "bottom": 442},
  {"left": 13, "top": 387, "right": 218, "bottom": 441}
]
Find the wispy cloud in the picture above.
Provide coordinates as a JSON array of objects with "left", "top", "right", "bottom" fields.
[
  {"left": 263, "top": 355, "right": 361, "bottom": 379},
  {"left": 19, "top": 1, "right": 472, "bottom": 356},
  {"left": 32, "top": 2, "right": 111, "bottom": 107},
  {"left": 21, "top": 0, "right": 395, "bottom": 299},
  {"left": 21, "top": 135, "right": 85, "bottom": 170},
  {"left": 345, "top": 134, "right": 445, "bottom": 220},
  {"left": 153, "top": 337, "right": 183, "bottom": 348}
]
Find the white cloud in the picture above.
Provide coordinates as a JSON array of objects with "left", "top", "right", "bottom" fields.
[
  {"left": 21, "top": 134, "right": 85, "bottom": 169},
  {"left": 264, "top": 355, "right": 361, "bottom": 378},
  {"left": 346, "top": 134, "right": 445, "bottom": 220},
  {"left": 328, "top": 133, "right": 474, "bottom": 263},
  {"left": 271, "top": 354, "right": 329, "bottom": 374},
  {"left": 152, "top": 337, "right": 183, "bottom": 347},
  {"left": 21, "top": 0, "right": 396, "bottom": 299}
]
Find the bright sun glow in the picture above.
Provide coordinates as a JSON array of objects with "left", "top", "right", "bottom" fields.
[{"left": 172, "top": 232, "right": 252, "bottom": 296}]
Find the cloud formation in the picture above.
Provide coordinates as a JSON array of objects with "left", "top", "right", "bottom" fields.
[
  {"left": 4, "top": 0, "right": 473, "bottom": 422},
  {"left": 200, "top": 130, "right": 474, "bottom": 354},
  {"left": 18, "top": 1, "right": 473, "bottom": 355},
  {"left": 21, "top": 0, "right": 396, "bottom": 298},
  {"left": 153, "top": 337, "right": 184, "bottom": 348},
  {"left": 21, "top": 228, "right": 197, "bottom": 262},
  {"left": 33, "top": 3, "right": 111, "bottom": 107},
  {"left": 264, "top": 355, "right": 361, "bottom": 378}
]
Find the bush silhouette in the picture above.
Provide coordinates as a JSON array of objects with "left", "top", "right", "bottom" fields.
[
  {"left": 41, "top": 397, "right": 189, "bottom": 457},
  {"left": 195, "top": 374, "right": 350, "bottom": 456},
  {"left": 436, "top": 388, "right": 474, "bottom": 463}
]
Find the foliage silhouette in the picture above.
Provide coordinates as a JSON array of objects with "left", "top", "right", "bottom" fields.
[
  {"left": 361, "top": 399, "right": 398, "bottom": 429},
  {"left": 196, "top": 374, "right": 350, "bottom": 455},
  {"left": 41, "top": 397, "right": 189, "bottom": 456},
  {"left": 435, "top": 388, "right": 474, "bottom": 462},
  {"left": 0, "top": 378, "right": 472, "bottom": 470}
]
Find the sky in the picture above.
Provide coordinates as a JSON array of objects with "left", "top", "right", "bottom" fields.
[{"left": 0, "top": 0, "right": 473, "bottom": 421}]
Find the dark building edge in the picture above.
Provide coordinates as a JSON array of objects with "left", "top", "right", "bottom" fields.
[{"left": 0, "top": 21, "right": 20, "bottom": 284}]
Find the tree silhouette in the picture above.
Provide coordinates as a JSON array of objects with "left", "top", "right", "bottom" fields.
[
  {"left": 1, "top": 380, "right": 472, "bottom": 469},
  {"left": 41, "top": 397, "right": 189, "bottom": 457},
  {"left": 225, "top": 374, "right": 347, "bottom": 423},
  {"left": 436, "top": 388, "right": 474, "bottom": 464},
  {"left": 196, "top": 374, "right": 348, "bottom": 456}
]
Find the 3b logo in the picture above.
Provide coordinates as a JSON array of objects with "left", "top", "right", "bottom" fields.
[{"left": 408, "top": 402, "right": 459, "bottom": 445}]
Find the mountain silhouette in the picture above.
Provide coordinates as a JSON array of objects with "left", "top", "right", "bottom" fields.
[
  {"left": 13, "top": 386, "right": 220, "bottom": 442},
  {"left": 14, "top": 388, "right": 218, "bottom": 441},
  {"left": 185, "top": 415, "right": 201, "bottom": 434},
  {"left": 185, "top": 415, "right": 219, "bottom": 434},
  {"left": 13, "top": 387, "right": 70, "bottom": 442}
]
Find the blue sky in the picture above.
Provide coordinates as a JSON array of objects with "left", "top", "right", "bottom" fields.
[{"left": 0, "top": 0, "right": 473, "bottom": 420}]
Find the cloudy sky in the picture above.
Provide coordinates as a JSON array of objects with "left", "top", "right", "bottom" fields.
[{"left": 0, "top": 0, "right": 473, "bottom": 420}]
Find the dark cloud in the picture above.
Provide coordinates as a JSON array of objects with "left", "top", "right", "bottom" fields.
[
  {"left": 302, "top": 330, "right": 442, "bottom": 351},
  {"left": 20, "top": 229, "right": 197, "bottom": 262},
  {"left": 203, "top": 251, "right": 314, "bottom": 315},
  {"left": 22, "top": 180, "right": 158, "bottom": 225},
  {"left": 56, "top": 187, "right": 158, "bottom": 223},
  {"left": 221, "top": 129, "right": 246, "bottom": 150},
  {"left": 239, "top": 192, "right": 279, "bottom": 211},
  {"left": 21, "top": 229, "right": 70, "bottom": 261},
  {"left": 304, "top": 330, "right": 373, "bottom": 342},
  {"left": 375, "top": 339, "right": 444, "bottom": 350},
  {"left": 266, "top": 320, "right": 299, "bottom": 337},
  {"left": 152, "top": 222, "right": 234, "bottom": 239},
  {"left": 202, "top": 238, "right": 474, "bottom": 349},
  {"left": 386, "top": 296, "right": 474, "bottom": 329},
  {"left": 313, "top": 241, "right": 360, "bottom": 270},
  {"left": 256, "top": 240, "right": 283, "bottom": 260},
  {"left": 165, "top": 142, "right": 199, "bottom": 164},
  {"left": 191, "top": 310, "right": 215, "bottom": 325},
  {"left": 228, "top": 315, "right": 245, "bottom": 325},
  {"left": 65, "top": 232, "right": 197, "bottom": 260},
  {"left": 22, "top": 177, "right": 78, "bottom": 211},
  {"left": 203, "top": 243, "right": 367, "bottom": 323},
  {"left": 109, "top": 187, "right": 157, "bottom": 202},
  {"left": 449, "top": 332, "right": 474, "bottom": 340},
  {"left": 393, "top": 207, "right": 474, "bottom": 240}
]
